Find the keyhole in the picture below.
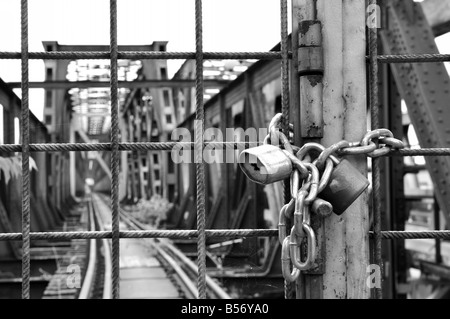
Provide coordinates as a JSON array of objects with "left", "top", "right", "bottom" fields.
[{"left": 251, "top": 163, "right": 260, "bottom": 172}]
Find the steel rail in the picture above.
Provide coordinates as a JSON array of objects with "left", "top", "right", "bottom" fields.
[
  {"left": 117, "top": 209, "right": 200, "bottom": 299},
  {"left": 91, "top": 195, "right": 113, "bottom": 299},
  {"left": 116, "top": 202, "right": 231, "bottom": 299},
  {"left": 155, "top": 244, "right": 198, "bottom": 299},
  {"left": 162, "top": 242, "right": 231, "bottom": 299},
  {"left": 78, "top": 201, "right": 98, "bottom": 299}
]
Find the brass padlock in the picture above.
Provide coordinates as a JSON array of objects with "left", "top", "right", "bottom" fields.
[
  {"left": 319, "top": 159, "right": 369, "bottom": 215},
  {"left": 239, "top": 144, "right": 292, "bottom": 185},
  {"left": 298, "top": 143, "right": 369, "bottom": 216}
]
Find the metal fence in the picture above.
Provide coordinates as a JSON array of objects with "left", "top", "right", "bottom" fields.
[{"left": 0, "top": 0, "right": 450, "bottom": 299}]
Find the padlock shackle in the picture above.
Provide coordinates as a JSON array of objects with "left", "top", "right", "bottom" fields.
[
  {"left": 313, "top": 158, "right": 334, "bottom": 193},
  {"left": 268, "top": 113, "right": 283, "bottom": 132},
  {"left": 270, "top": 127, "right": 294, "bottom": 154}
]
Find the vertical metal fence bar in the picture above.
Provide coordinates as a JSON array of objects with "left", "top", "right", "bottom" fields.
[
  {"left": 369, "top": 0, "right": 382, "bottom": 299},
  {"left": 433, "top": 198, "right": 442, "bottom": 264},
  {"left": 20, "top": 0, "right": 31, "bottom": 300},
  {"left": 194, "top": 0, "right": 207, "bottom": 299},
  {"left": 109, "top": 0, "right": 120, "bottom": 299},
  {"left": 280, "top": 0, "right": 294, "bottom": 300},
  {"left": 280, "top": 0, "right": 290, "bottom": 141},
  {"left": 280, "top": 0, "right": 290, "bottom": 204}
]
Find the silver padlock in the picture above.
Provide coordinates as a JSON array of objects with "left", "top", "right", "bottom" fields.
[{"left": 239, "top": 144, "right": 293, "bottom": 185}]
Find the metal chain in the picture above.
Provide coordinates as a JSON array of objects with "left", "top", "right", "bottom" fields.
[{"left": 264, "top": 113, "right": 404, "bottom": 283}]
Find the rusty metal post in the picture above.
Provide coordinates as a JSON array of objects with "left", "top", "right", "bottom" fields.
[
  {"left": 322, "top": 0, "right": 369, "bottom": 299},
  {"left": 292, "top": 0, "right": 370, "bottom": 298},
  {"left": 293, "top": 0, "right": 326, "bottom": 299}
]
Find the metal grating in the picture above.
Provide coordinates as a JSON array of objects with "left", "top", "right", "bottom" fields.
[{"left": 0, "top": 0, "right": 450, "bottom": 299}]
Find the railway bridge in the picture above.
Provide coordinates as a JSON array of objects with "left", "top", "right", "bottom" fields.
[{"left": 0, "top": 0, "right": 450, "bottom": 299}]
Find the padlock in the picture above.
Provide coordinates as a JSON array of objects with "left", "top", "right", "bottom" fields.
[
  {"left": 297, "top": 143, "right": 370, "bottom": 216},
  {"left": 239, "top": 144, "right": 292, "bottom": 185},
  {"left": 319, "top": 159, "right": 369, "bottom": 215}
]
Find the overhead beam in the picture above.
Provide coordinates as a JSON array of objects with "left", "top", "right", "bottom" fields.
[
  {"left": 422, "top": 0, "right": 450, "bottom": 36},
  {"left": 73, "top": 113, "right": 111, "bottom": 118},
  {"left": 6, "top": 79, "right": 230, "bottom": 90}
]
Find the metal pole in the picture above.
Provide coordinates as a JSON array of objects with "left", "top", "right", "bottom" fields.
[
  {"left": 297, "top": 0, "right": 370, "bottom": 298},
  {"left": 341, "top": 0, "right": 370, "bottom": 299}
]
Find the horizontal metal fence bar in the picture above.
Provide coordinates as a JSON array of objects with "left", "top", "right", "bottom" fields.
[
  {"left": 0, "top": 229, "right": 449, "bottom": 241},
  {"left": 377, "top": 54, "right": 450, "bottom": 63},
  {"left": 6, "top": 79, "right": 231, "bottom": 89},
  {"left": 1, "top": 143, "right": 450, "bottom": 155},
  {"left": 372, "top": 231, "right": 450, "bottom": 240},
  {"left": 390, "top": 149, "right": 450, "bottom": 156},
  {"left": 0, "top": 229, "right": 279, "bottom": 241},
  {"left": 1, "top": 52, "right": 449, "bottom": 63},
  {"left": 0, "top": 51, "right": 288, "bottom": 60},
  {"left": 0, "top": 142, "right": 260, "bottom": 152}
]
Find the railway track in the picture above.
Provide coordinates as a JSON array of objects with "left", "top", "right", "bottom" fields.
[
  {"left": 94, "top": 193, "right": 231, "bottom": 299},
  {"left": 42, "top": 198, "right": 112, "bottom": 299},
  {"left": 42, "top": 193, "right": 231, "bottom": 299},
  {"left": 79, "top": 196, "right": 112, "bottom": 299}
]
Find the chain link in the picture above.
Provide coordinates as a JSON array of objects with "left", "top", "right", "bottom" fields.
[
  {"left": 281, "top": 236, "right": 300, "bottom": 282},
  {"left": 263, "top": 113, "right": 404, "bottom": 282}
]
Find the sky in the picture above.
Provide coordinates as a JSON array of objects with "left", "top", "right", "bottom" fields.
[
  {"left": 0, "top": 0, "right": 283, "bottom": 121},
  {"left": 0, "top": 0, "right": 448, "bottom": 122}
]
